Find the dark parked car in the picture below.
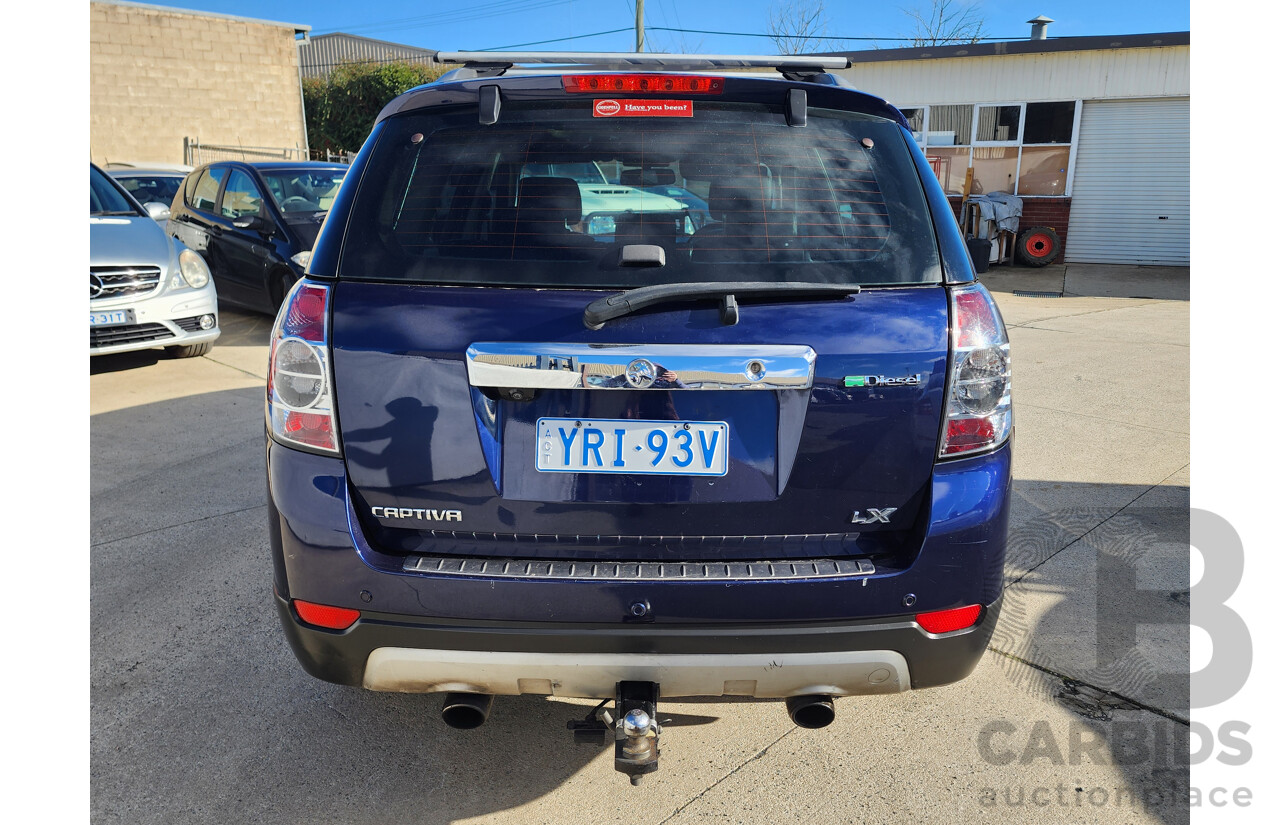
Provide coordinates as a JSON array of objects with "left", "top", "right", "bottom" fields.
[
  {"left": 167, "top": 161, "right": 346, "bottom": 313},
  {"left": 266, "top": 54, "right": 1012, "bottom": 783}
]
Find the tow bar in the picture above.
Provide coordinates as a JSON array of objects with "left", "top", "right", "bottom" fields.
[{"left": 567, "top": 681, "right": 661, "bottom": 785}]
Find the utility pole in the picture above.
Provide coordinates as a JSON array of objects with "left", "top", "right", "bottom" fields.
[{"left": 635, "top": 0, "right": 645, "bottom": 52}]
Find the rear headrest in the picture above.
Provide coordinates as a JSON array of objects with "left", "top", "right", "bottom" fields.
[
  {"left": 517, "top": 176, "right": 582, "bottom": 223},
  {"left": 619, "top": 167, "right": 677, "bottom": 187},
  {"left": 708, "top": 181, "right": 764, "bottom": 220},
  {"left": 679, "top": 157, "right": 723, "bottom": 181}
]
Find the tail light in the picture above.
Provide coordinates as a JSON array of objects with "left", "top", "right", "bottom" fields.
[
  {"left": 267, "top": 281, "right": 340, "bottom": 455},
  {"left": 940, "top": 283, "right": 1012, "bottom": 458}
]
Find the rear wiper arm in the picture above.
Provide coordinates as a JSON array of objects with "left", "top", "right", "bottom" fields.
[{"left": 583, "top": 281, "right": 860, "bottom": 329}]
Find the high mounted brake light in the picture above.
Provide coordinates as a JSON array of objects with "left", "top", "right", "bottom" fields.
[
  {"left": 563, "top": 74, "right": 725, "bottom": 94},
  {"left": 267, "top": 281, "right": 340, "bottom": 455},
  {"left": 940, "top": 283, "right": 1012, "bottom": 458}
]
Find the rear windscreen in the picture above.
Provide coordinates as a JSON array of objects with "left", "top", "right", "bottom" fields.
[{"left": 337, "top": 101, "right": 941, "bottom": 288}]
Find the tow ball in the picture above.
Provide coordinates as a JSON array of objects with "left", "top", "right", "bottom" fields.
[{"left": 566, "top": 681, "right": 661, "bottom": 785}]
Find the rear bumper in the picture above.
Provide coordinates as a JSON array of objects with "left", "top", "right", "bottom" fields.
[
  {"left": 268, "top": 439, "right": 1011, "bottom": 698},
  {"left": 275, "top": 590, "right": 1000, "bottom": 697}
]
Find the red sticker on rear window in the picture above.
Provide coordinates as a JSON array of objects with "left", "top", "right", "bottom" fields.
[{"left": 593, "top": 99, "right": 693, "bottom": 118}]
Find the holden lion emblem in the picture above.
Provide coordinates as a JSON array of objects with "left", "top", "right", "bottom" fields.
[{"left": 625, "top": 359, "right": 657, "bottom": 389}]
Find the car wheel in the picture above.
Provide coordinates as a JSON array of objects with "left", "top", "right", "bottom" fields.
[
  {"left": 1016, "top": 226, "right": 1061, "bottom": 267},
  {"left": 166, "top": 342, "right": 212, "bottom": 358},
  {"left": 270, "top": 268, "right": 299, "bottom": 313}
]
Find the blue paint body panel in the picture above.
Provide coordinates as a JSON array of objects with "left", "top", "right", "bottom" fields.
[
  {"left": 330, "top": 281, "right": 950, "bottom": 556},
  {"left": 269, "top": 440, "right": 1010, "bottom": 623}
]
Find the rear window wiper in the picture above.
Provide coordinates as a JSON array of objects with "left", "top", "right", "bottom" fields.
[{"left": 584, "top": 281, "right": 861, "bottom": 329}]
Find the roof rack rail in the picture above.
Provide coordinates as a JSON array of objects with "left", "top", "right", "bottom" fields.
[{"left": 436, "top": 52, "right": 850, "bottom": 72}]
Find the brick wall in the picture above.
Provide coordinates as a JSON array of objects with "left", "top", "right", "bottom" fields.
[
  {"left": 1019, "top": 198, "right": 1071, "bottom": 264},
  {"left": 90, "top": 2, "right": 307, "bottom": 166},
  {"left": 947, "top": 196, "right": 1071, "bottom": 264}
]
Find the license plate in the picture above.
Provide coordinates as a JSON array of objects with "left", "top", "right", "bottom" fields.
[
  {"left": 536, "top": 417, "right": 729, "bottom": 476},
  {"left": 90, "top": 309, "right": 135, "bottom": 327}
]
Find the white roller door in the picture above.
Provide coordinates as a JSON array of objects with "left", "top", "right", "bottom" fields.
[{"left": 1066, "top": 98, "right": 1189, "bottom": 265}]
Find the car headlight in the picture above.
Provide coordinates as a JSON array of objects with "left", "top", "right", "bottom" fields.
[
  {"left": 178, "top": 248, "right": 211, "bottom": 289},
  {"left": 290, "top": 250, "right": 311, "bottom": 270}
]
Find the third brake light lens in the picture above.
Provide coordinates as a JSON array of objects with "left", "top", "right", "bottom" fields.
[{"left": 562, "top": 74, "right": 725, "bottom": 94}]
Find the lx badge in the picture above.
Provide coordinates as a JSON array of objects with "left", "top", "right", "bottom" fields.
[{"left": 850, "top": 508, "right": 897, "bottom": 525}]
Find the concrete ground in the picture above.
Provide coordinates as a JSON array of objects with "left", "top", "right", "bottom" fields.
[
  {"left": 980, "top": 261, "right": 1190, "bottom": 301},
  {"left": 90, "top": 264, "right": 1190, "bottom": 824}
]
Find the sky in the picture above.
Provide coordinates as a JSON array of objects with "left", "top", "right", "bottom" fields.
[{"left": 143, "top": 0, "right": 1191, "bottom": 54}]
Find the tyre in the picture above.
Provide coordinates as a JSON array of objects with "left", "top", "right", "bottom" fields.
[
  {"left": 167, "top": 342, "right": 212, "bottom": 358},
  {"left": 270, "top": 268, "right": 300, "bottom": 313},
  {"left": 1016, "top": 226, "right": 1061, "bottom": 267}
]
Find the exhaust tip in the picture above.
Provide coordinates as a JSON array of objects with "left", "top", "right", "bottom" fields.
[
  {"left": 441, "top": 692, "right": 494, "bottom": 730},
  {"left": 786, "top": 694, "right": 836, "bottom": 729}
]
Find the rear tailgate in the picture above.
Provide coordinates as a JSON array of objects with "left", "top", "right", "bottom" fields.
[
  {"left": 332, "top": 283, "right": 947, "bottom": 561},
  {"left": 326, "top": 73, "right": 948, "bottom": 562}
]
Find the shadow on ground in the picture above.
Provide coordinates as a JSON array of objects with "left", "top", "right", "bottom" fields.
[{"left": 90, "top": 348, "right": 166, "bottom": 374}]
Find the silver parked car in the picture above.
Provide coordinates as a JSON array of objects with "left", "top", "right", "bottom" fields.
[{"left": 90, "top": 163, "right": 220, "bottom": 357}]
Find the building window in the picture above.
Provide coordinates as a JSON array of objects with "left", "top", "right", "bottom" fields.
[
  {"left": 971, "top": 147, "right": 1020, "bottom": 195},
  {"left": 925, "top": 147, "right": 970, "bottom": 194},
  {"left": 927, "top": 104, "right": 973, "bottom": 147},
  {"left": 974, "top": 105, "right": 1021, "bottom": 143},
  {"left": 1023, "top": 101, "right": 1075, "bottom": 144},
  {"left": 911, "top": 101, "right": 1078, "bottom": 196},
  {"left": 900, "top": 108, "right": 924, "bottom": 145},
  {"left": 1017, "top": 145, "right": 1071, "bottom": 196}
]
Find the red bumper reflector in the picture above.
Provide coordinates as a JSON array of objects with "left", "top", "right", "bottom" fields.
[
  {"left": 916, "top": 604, "right": 982, "bottom": 634},
  {"left": 294, "top": 599, "right": 360, "bottom": 630}
]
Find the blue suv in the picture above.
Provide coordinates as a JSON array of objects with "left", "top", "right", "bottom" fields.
[{"left": 266, "top": 53, "right": 1012, "bottom": 783}]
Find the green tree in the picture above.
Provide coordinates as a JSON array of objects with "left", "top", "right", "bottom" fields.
[{"left": 304, "top": 60, "right": 447, "bottom": 155}]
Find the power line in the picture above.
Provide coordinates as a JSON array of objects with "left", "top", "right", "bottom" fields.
[
  {"left": 471, "top": 25, "right": 1039, "bottom": 52},
  {"left": 315, "top": 0, "right": 576, "bottom": 37},
  {"left": 643, "top": 26, "right": 1026, "bottom": 43},
  {"left": 473, "top": 25, "right": 1034, "bottom": 51},
  {"left": 475, "top": 27, "right": 635, "bottom": 51}
]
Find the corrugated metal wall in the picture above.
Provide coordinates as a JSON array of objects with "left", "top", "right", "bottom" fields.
[
  {"left": 840, "top": 46, "right": 1190, "bottom": 107},
  {"left": 299, "top": 34, "right": 438, "bottom": 79},
  {"left": 1065, "top": 98, "right": 1190, "bottom": 265}
]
